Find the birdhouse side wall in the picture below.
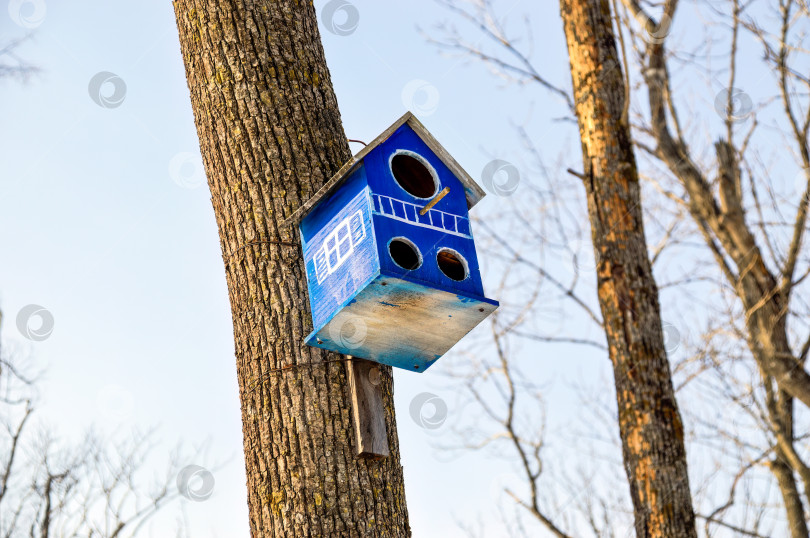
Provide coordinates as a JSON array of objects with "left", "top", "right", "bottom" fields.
[{"left": 300, "top": 166, "right": 379, "bottom": 331}]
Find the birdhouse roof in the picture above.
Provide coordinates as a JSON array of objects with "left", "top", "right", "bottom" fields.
[{"left": 286, "top": 111, "right": 486, "bottom": 226}]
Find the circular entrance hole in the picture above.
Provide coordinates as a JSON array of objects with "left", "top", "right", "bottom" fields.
[
  {"left": 437, "top": 248, "right": 469, "bottom": 281},
  {"left": 390, "top": 152, "right": 438, "bottom": 199},
  {"left": 388, "top": 237, "right": 422, "bottom": 271}
]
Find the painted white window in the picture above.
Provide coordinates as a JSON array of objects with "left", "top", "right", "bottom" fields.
[{"left": 314, "top": 209, "right": 365, "bottom": 284}]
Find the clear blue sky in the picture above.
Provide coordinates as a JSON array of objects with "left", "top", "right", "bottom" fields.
[{"left": 0, "top": 1, "right": 606, "bottom": 536}]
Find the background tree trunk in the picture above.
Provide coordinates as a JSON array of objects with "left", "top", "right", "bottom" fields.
[
  {"left": 559, "top": 0, "right": 697, "bottom": 536},
  {"left": 173, "top": 2, "right": 411, "bottom": 536}
]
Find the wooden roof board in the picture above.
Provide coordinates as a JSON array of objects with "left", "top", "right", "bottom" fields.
[{"left": 285, "top": 111, "right": 486, "bottom": 227}]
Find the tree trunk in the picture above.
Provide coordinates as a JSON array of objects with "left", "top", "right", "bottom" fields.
[
  {"left": 559, "top": 1, "right": 698, "bottom": 536},
  {"left": 625, "top": 0, "right": 810, "bottom": 528},
  {"left": 772, "top": 458, "right": 808, "bottom": 538},
  {"left": 173, "top": 2, "right": 411, "bottom": 536},
  {"left": 635, "top": 1, "right": 810, "bottom": 410},
  {"left": 767, "top": 382, "right": 810, "bottom": 538}
]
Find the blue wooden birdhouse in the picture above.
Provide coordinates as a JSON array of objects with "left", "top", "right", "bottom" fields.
[{"left": 289, "top": 112, "right": 499, "bottom": 372}]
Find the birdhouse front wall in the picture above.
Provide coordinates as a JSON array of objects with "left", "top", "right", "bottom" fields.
[
  {"left": 362, "top": 125, "right": 487, "bottom": 298},
  {"left": 371, "top": 216, "right": 485, "bottom": 298},
  {"left": 364, "top": 125, "right": 469, "bottom": 220},
  {"left": 300, "top": 167, "right": 378, "bottom": 330}
]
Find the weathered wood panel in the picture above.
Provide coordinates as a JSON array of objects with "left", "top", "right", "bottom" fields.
[
  {"left": 346, "top": 358, "right": 389, "bottom": 458},
  {"left": 307, "top": 274, "right": 498, "bottom": 372}
]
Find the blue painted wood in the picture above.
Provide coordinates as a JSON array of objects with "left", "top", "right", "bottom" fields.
[
  {"left": 300, "top": 165, "right": 379, "bottom": 330},
  {"left": 299, "top": 122, "right": 499, "bottom": 372},
  {"left": 365, "top": 125, "right": 486, "bottom": 298},
  {"left": 364, "top": 125, "right": 470, "bottom": 220},
  {"left": 372, "top": 214, "right": 485, "bottom": 298},
  {"left": 305, "top": 274, "right": 498, "bottom": 372}
]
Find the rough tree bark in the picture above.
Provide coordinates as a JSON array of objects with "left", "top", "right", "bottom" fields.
[
  {"left": 559, "top": 0, "right": 698, "bottom": 536},
  {"left": 173, "top": 2, "right": 411, "bottom": 536}
]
